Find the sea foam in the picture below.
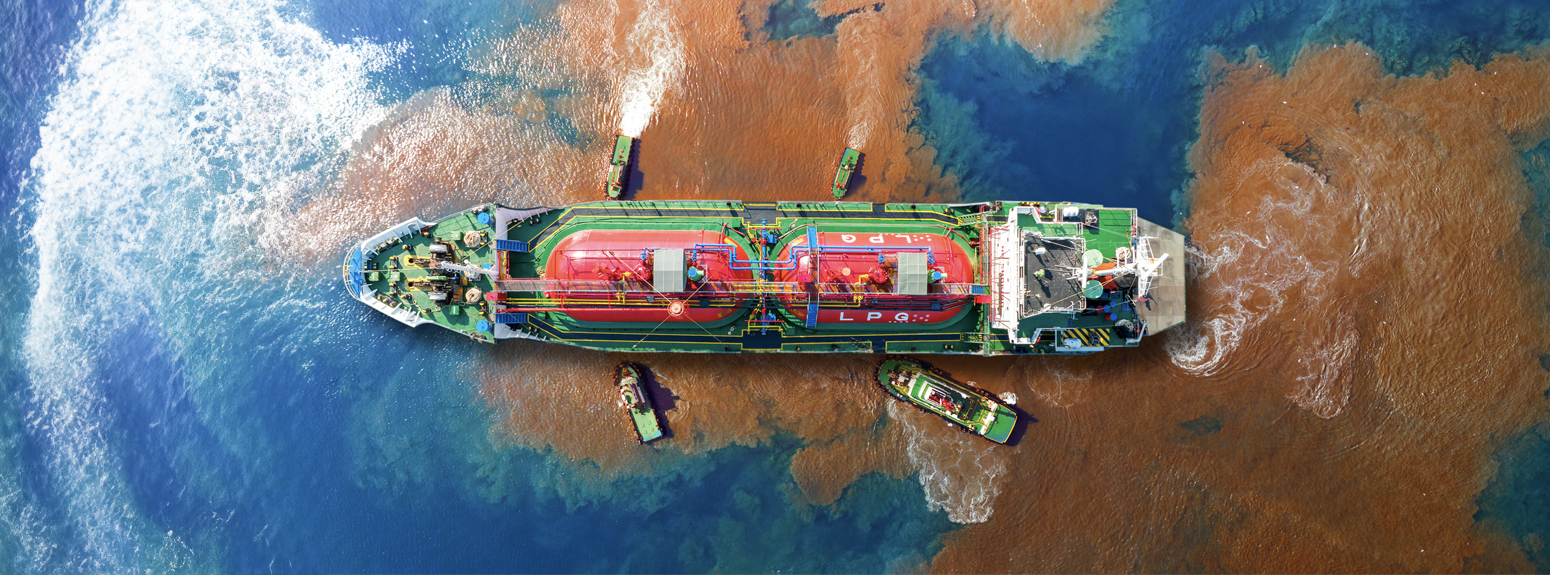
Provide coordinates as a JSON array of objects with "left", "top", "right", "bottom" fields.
[
  {"left": 890, "top": 401, "right": 1010, "bottom": 524},
  {"left": 616, "top": 0, "right": 684, "bottom": 138},
  {"left": 21, "top": 0, "right": 393, "bottom": 570}
]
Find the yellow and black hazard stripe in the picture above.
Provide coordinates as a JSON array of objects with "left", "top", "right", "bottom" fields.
[{"left": 1063, "top": 327, "right": 1112, "bottom": 347}]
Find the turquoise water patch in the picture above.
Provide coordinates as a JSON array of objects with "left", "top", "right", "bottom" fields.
[
  {"left": 1523, "top": 138, "right": 1550, "bottom": 249},
  {"left": 1300, "top": 1, "right": 1550, "bottom": 76},
  {"left": 1477, "top": 424, "right": 1550, "bottom": 571},
  {"left": 762, "top": 0, "right": 855, "bottom": 42},
  {"left": 911, "top": 0, "right": 1336, "bottom": 223},
  {"left": 1179, "top": 415, "right": 1223, "bottom": 436}
]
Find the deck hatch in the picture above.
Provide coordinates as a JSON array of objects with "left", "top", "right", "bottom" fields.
[
  {"left": 495, "top": 312, "right": 528, "bottom": 324},
  {"left": 654, "top": 248, "right": 685, "bottom": 292},
  {"left": 896, "top": 252, "right": 928, "bottom": 295}
]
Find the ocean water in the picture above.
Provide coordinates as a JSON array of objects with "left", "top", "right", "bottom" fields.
[{"left": 2, "top": 0, "right": 1549, "bottom": 573}]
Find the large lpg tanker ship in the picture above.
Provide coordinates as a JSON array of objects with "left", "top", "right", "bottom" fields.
[{"left": 342, "top": 199, "right": 1185, "bottom": 355}]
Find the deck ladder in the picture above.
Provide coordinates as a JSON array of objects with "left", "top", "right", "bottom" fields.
[
  {"left": 494, "top": 239, "right": 529, "bottom": 253},
  {"left": 494, "top": 312, "right": 528, "bottom": 324}
]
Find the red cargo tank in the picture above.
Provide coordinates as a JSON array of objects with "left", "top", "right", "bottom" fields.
[
  {"left": 544, "top": 228, "right": 752, "bottom": 324},
  {"left": 773, "top": 230, "right": 975, "bottom": 326}
]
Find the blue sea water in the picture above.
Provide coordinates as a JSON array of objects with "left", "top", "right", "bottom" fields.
[
  {"left": 913, "top": 0, "right": 1550, "bottom": 226},
  {"left": 3, "top": 0, "right": 1550, "bottom": 572}
]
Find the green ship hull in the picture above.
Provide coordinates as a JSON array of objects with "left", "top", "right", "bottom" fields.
[
  {"left": 342, "top": 199, "right": 1185, "bottom": 355},
  {"left": 605, "top": 135, "right": 633, "bottom": 198},
  {"left": 831, "top": 148, "right": 859, "bottom": 199},
  {"left": 876, "top": 357, "right": 1016, "bottom": 443},
  {"left": 617, "top": 362, "right": 663, "bottom": 443}
]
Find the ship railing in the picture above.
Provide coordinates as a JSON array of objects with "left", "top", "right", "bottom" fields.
[
  {"left": 681, "top": 242, "right": 936, "bottom": 273},
  {"left": 980, "top": 213, "right": 997, "bottom": 327},
  {"left": 957, "top": 213, "right": 990, "bottom": 226}
]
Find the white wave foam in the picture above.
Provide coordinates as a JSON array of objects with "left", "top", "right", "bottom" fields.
[
  {"left": 616, "top": 0, "right": 683, "bottom": 138},
  {"left": 1166, "top": 157, "right": 1368, "bottom": 417},
  {"left": 1022, "top": 360, "right": 1091, "bottom": 408},
  {"left": 889, "top": 402, "right": 1010, "bottom": 524},
  {"left": 843, "top": 39, "right": 881, "bottom": 149},
  {"left": 21, "top": 0, "right": 395, "bottom": 569},
  {"left": 1286, "top": 314, "right": 1359, "bottom": 418}
]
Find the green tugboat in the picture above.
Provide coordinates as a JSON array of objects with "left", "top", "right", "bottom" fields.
[
  {"left": 616, "top": 362, "right": 664, "bottom": 443},
  {"left": 605, "top": 135, "right": 634, "bottom": 198},
  {"left": 831, "top": 148, "right": 859, "bottom": 199},
  {"left": 876, "top": 357, "right": 1016, "bottom": 443}
]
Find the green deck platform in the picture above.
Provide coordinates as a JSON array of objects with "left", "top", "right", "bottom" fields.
[
  {"left": 831, "top": 148, "right": 860, "bottom": 199},
  {"left": 617, "top": 364, "right": 663, "bottom": 443},
  {"left": 605, "top": 135, "right": 633, "bottom": 198}
]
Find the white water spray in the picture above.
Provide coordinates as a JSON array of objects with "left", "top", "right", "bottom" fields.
[
  {"left": 889, "top": 402, "right": 1010, "bottom": 524},
  {"left": 21, "top": 0, "right": 393, "bottom": 569},
  {"left": 616, "top": 0, "right": 684, "bottom": 138}
]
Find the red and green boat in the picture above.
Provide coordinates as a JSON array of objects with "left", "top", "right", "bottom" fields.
[
  {"left": 342, "top": 199, "right": 1184, "bottom": 354},
  {"left": 616, "top": 362, "right": 664, "bottom": 443},
  {"left": 876, "top": 357, "right": 1016, "bottom": 443}
]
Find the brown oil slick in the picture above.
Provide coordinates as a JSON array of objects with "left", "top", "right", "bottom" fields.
[
  {"left": 306, "top": 0, "right": 1550, "bottom": 569},
  {"left": 479, "top": 349, "right": 907, "bottom": 503},
  {"left": 925, "top": 44, "right": 1550, "bottom": 572},
  {"left": 489, "top": 40, "right": 1550, "bottom": 571},
  {"left": 269, "top": 0, "right": 1120, "bottom": 269}
]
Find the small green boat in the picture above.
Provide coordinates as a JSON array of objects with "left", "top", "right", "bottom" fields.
[
  {"left": 876, "top": 357, "right": 1016, "bottom": 443},
  {"left": 831, "top": 147, "right": 859, "bottom": 199},
  {"left": 605, "top": 135, "right": 634, "bottom": 198},
  {"left": 616, "top": 362, "right": 664, "bottom": 443}
]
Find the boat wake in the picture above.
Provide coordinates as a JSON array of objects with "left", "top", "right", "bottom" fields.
[
  {"left": 616, "top": 0, "right": 684, "bottom": 138},
  {"left": 19, "top": 0, "right": 394, "bottom": 569},
  {"left": 889, "top": 401, "right": 1009, "bottom": 524},
  {"left": 1165, "top": 156, "right": 1364, "bottom": 417}
]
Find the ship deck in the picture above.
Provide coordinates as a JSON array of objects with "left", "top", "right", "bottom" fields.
[
  {"left": 347, "top": 198, "right": 1186, "bottom": 355},
  {"left": 356, "top": 208, "right": 498, "bottom": 341},
  {"left": 629, "top": 406, "right": 663, "bottom": 442},
  {"left": 499, "top": 200, "right": 1014, "bottom": 354}
]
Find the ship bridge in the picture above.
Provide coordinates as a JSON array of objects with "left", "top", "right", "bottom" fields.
[{"left": 988, "top": 203, "right": 1187, "bottom": 353}]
